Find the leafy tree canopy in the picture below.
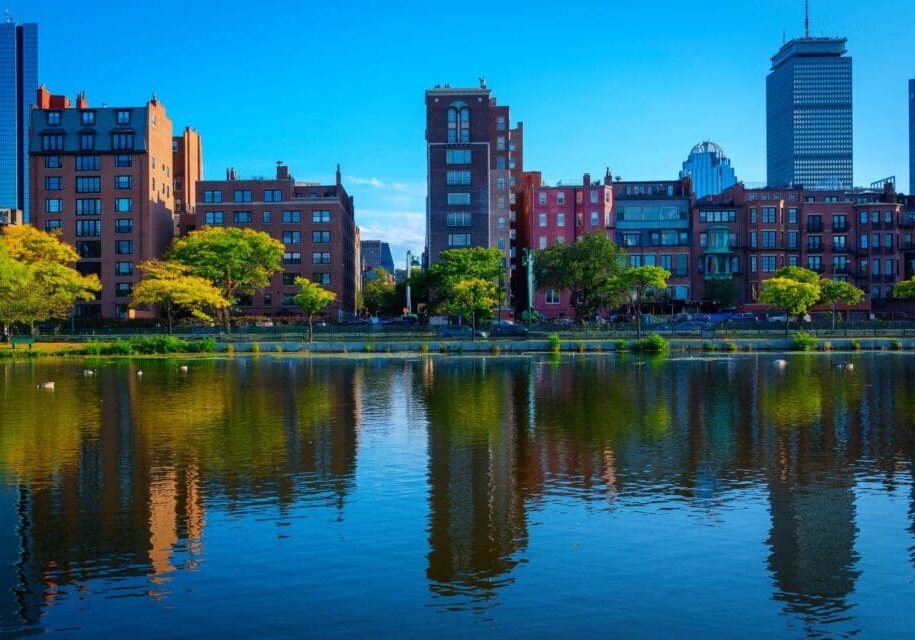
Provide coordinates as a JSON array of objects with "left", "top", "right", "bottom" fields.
[
  {"left": 294, "top": 277, "right": 337, "bottom": 342},
  {"left": 131, "top": 260, "right": 229, "bottom": 333}
]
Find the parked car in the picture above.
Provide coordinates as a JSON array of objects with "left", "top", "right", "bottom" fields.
[
  {"left": 489, "top": 324, "right": 529, "bottom": 338},
  {"left": 726, "top": 312, "right": 758, "bottom": 324},
  {"left": 438, "top": 324, "right": 488, "bottom": 338},
  {"left": 674, "top": 320, "right": 715, "bottom": 334}
]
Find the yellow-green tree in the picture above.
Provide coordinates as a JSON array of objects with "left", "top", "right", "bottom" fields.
[
  {"left": 0, "top": 226, "right": 101, "bottom": 334},
  {"left": 819, "top": 279, "right": 864, "bottom": 331},
  {"left": 758, "top": 277, "right": 820, "bottom": 338},
  {"left": 294, "top": 277, "right": 337, "bottom": 342},
  {"left": 131, "top": 260, "right": 230, "bottom": 334},
  {"left": 167, "top": 226, "right": 284, "bottom": 330},
  {"left": 443, "top": 277, "right": 499, "bottom": 340},
  {"left": 894, "top": 276, "right": 915, "bottom": 301},
  {"left": 362, "top": 267, "right": 395, "bottom": 316},
  {"left": 618, "top": 265, "right": 671, "bottom": 339}
]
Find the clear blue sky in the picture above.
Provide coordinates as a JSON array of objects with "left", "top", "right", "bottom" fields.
[{"left": 13, "top": 0, "right": 915, "bottom": 260}]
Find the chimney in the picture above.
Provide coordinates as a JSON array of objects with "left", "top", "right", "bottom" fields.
[
  {"left": 336, "top": 163, "right": 342, "bottom": 186},
  {"left": 276, "top": 162, "right": 289, "bottom": 180},
  {"left": 583, "top": 173, "right": 591, "bottom": 187},
  {"left": 36, "top": 85, "right": 51, "bottom": 109},
  {"left": 226, "top": 167, "right": 238, "bottom": 181},
  {"left": 884, "top": 179, "right": 895, "bottom": 201},
  {"left": 604, "top": 167, "right": 613, "bottom": 184},
  {"left": 75, "top": 91, "right": 88, "bottom": 110}
]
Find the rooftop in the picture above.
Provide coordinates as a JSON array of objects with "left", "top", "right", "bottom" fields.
[{"left": 771, "top": 36, "right": 848, "bottom": 70}]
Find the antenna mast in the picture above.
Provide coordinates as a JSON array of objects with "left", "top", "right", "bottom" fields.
[{"left": 805, "top": 0, "right": 810, "bottom": 38}]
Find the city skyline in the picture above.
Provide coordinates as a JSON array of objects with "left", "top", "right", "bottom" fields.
[{"left": 7, "top": 0, "right": 915, "bottom": 260}]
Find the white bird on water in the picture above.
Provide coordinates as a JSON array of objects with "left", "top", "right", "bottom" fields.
[
  {"left": 136, "top": 370, "right": 143, "bottom": 377},
  {"left": 177, "top": 365, "right": 189, "bottom": 372},
  {"left": 36, "top": 381, "right": 55, "bottom": 390},
  {"left": 774, "top": 359, "right": 788, "bottom": 368},
  {"left": 82, "top": 369, "right": 95, "bottom": 377}
]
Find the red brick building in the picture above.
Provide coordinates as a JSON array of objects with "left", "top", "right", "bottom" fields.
[
  {"left": 29, "top": 88, "right": 180, "bottom": 319},
  {"left": 173, "top": 127, "right": 202, "bottom": 233},
  {"left": 191, "top": 163, "right": 358, "bottom": 320}
]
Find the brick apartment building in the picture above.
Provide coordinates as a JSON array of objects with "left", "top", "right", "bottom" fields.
[
  {"left": 29, "top": 87, "right": 180, "bottom": 319},
  {"left": 425, "top": 80, "right": 522, "bottom": 303},
  {"left": 173, "top": 126, "right": 202, "bottom": 231},
  {"left": 191, "top": 163, "right": 358, "bottom": 320}
]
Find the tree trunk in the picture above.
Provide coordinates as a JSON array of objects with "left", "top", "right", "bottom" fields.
[
  {"left": 784, "top": 313, "right": 789, "bottom": 340},
  {"left": 635, "top": 301, "right": 642, "bottom": 340},
  {"left": 166, "top": 305, "right": 174, "bottom": 335},
  {"left": 471, "top": 312, "right": 476, "bottom": 342},
  {"left": 832, "top": 304, "right": 837, "bottom": 332},
  {"left": 308, "top": 315, "right": 314, "bottom": 343}
]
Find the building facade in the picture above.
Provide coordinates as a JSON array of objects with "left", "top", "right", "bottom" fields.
[
  {"left": 766, "top": 37, "right": 853, "bottom": 190},
  {"left": 679, "top": 141, "right": 737, "bottom": 199},
  {"left": 909, "top": 79, "right": 915, "bottom": 196},
  {"left": 360, "top": 239, "right": 395, "bottom": 277},
  {"left": 425, "top": 81, "right": 522, "bottom": 302},
  {"left": 193, "top": 164, "right": 358, "bottom": 320},
  {"left": 0, "top": 19, "right": 38, "bottom": 219},
  {"left": 172, "top": 126, "right": 202, "bottom": 232},
  {"left": 29, "top": 88, "right": 177, "bottom": 319}
]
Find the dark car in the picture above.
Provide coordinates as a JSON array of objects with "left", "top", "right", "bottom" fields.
[
  {"left": 725, "top": 312, "right": 758, "bottom": 324},
  {"left": 437, "top": 324, "right": 488, "bottom": 339},
  {"left": 673, "top": 320, "right": 715, "bottom": 335},
  {"left": 489, "top": 324, "right": 529, "bottom": 338}
]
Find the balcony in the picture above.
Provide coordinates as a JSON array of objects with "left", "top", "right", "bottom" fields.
[
  {"left": 806, "top": 222, "right": 824, "bottom": 232},
  {"left": 808, "top": 265, "right": 825, "bottom": 274},
  {"left": 806, "top": 245, "right": 824, "bottom": 254},
  {"left": 832, "top": 224, "right": 849, "bottom": 233},
  {"left": 832, "top": 244, "right": 849, "bottom": 253},
  {"left": 832, "top": 265, "right": 849, "bottom": 274}
]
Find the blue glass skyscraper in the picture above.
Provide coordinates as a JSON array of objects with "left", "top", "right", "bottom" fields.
[
  {"left": 0, "top": 18, "right": 38, "bottom": 221},
  {"left": 909, "top": 79, "right": 915, "bottom": 195},
  {"left": 766, "top": 37, "right": 852, "bottom": 190},
  {"left": 679, "top": 141, "right": 737, "bottom": 199}
]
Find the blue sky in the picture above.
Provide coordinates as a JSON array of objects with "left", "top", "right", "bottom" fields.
[{"left": 13, "top": 0, "right": 915, "bottom": 260}]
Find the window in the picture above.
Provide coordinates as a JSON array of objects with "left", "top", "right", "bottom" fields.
[
  {"left": 885, "top": 259, "right": 894, "bottom": 276},
  {"left": 788, "top": 208, "right": 798, "bottom": 224},
  {"left": 115, "top": 261, "right": 133, "bottom": 276},
  {"left": 80, "top": 133, "right": 95, "bottom": 151},
  {"left": 788, "top": 255, "right": 798, "bottom": 266},
  {"left": 75, "top": 176, "right": 100, "bottom": 193},
  {"left": 590, "top": 212, "right": 599, "bottom": 226},
  {"left": 45, "top": 155, "right": 62, "bottom": 169},
  {"left": 41, "top": 134, "right": 64, "bottom": 151},
  {"left": 832, "top": 214, "right": 847, "bottom": 231},
  {"left": 545, "top": 289, "right": 560, "bottom": 304},
  {"left": 885, "top": 210, "right": 894, "bottom": 224},
  {"left": 860, "top": 211, "right": 868, "bottom": 224},
  {"left": 885, "top": 234, "right": 893, "bottom": 250},
  {"left": 622, "top": 233, "right": 640, "bottom": 247},
  {"left": 834, "top": 235, "right": 847, "bottom": 250},
  {"left": 557, "top": 213, "right": 565, "bottom": 227},
  {"left": 788, "top": 231, "right": 798, "bottom": 248},
  {"left": 557, "top": 192, "right": 565, "bottom": 205},
  {"left": 808, "top": 236, "right": 822, "bottom": 250},
  {"left": 264, "top": 189, "right": 282, "bottom": 202},
  {"left": 538, "top": 192, "right": 547, "bottom": 205},
  {"left": 750, "top": 256, "right": 757, "bottom": 273},
  {"left": 872, "top": 259, "right": 880, "bottom": 275},
  {"left": 447, "top": 212, "right": 471, "bottom": 227},
  {"left": 203, "top": 190, "right": 222, "bottom": 203},
  {"left": 307, "top": 229, "right": 330, "bottom": 245},
  {"left": 859, "top": 234, "right": 868, "bottom": 249},
  {"left": 807, "top": 256, "right": 822, "bottom": 272},
  {"left": 312, "top": 210, "right": 331, "bottom": 223},
  {"left": 234, "top": 189, "right": 252, "bottom": 203},
  {"left": 234, "top": 211, "right": 252, "bottom": 224},
  {"left": 74, "top": 155, "right": 100, "bottom": 171},
  {"left": 496, "top": 136, "right": 506, "bottom": 151},
  {"left": 446, "top": 171, "right": 471, "bottom": 185},
  {"left": 750, "top": 208, "right": 757, "bottom": 224},
  {"left": 115, "top": 154, "right": 132, "bottom": 168},
  {"left": 312, "top": 252, "right": 331, "bottom": 264},
  {"left": 749, "top": 231, "right": 757, "bottom": 248},
  {"left": 115, "top": 219, "right": 133, "bottom": 233},
  {"left": 262, "top": 210, "right": 272, "bottom": 223},
  {"left": 283, "top": 231, "right": 301, "bottom": 244},
  {"left": 282, "top": 272, "right": 297, "bottom": 286},
  {"left": 205, "top": 211, "right": 224, "bottom": 224},
  {"left": 116, "top": 110, "right": 131, "bottom": 125},
  {"left": 496, "top": 116, "right": 506, "bottom": 131},
  {"left": 446, "top": 150, "right": 472, "bottom": 164},
  {"left": 115, "top": 282, "right": 132, "bottom": 297},
  {"left": 497, "top": 217, "right": 506, "bottom": 230},
  {"left": 75, "top": 241, "right": 101, "bottom": 259},
  {"left": 590, "top": 191, "right": 599, "bottom": 204},
  {"left": 76, "top": 199, "right": 101, "bottom": 215},
  {"left": 762, "top": 231, "right": 776, "bottom": 248},
  {"left": 116, "top": 240, "right": 133, "bottom": 255},
  {"left": 283, "top": 252, "right": 302, "bottom": 265},
  {"left": 111, "top": 133, "right": 135, "bottom": 150},
  {"left": 115, "top": 175, "right": 133, "bottom": 189},
  {"left": 448, "top": 233, "right": 471, "bottom": 247},
  {"left": 313, "top": 273, "right": 332, "bottom": 285},
  {"left": 762, "top": 255, "right": 777, "bottom": 273},
  {"left": 496, "top": 157, "right": 506, "bottom": 170},
  {"left": 44, "top": 176, "right": 62, "bottom": 191},
  {"left": 539, "top": 236, "right": 547, "bottom": 249},
  {"left": 447, "top": 193, "right": 471, "bottom": 206},
  {"left": 45, "top": 220, "right": 62, "bottom": 232},
  {"left": 496, "top": 177, "right": 505, "bottom": 189},
  {"left": 872, "top": 211, "right": 880, "bottom": 223},
  {"left": 761, "top": 207, "right": 776, "bottom": 224},
  {"left": 630, "top": 255, "right": 642, "bottom": 267},
  {"left": 76, "top": 220, "right": 101, "bottom": 237},
  {"left": 45, "top": 199, "right": 63, "bottom": 213},
  {"left": 115, "top": 198, "right": 133, "bottom": 212},
  {"left": 447, "top": 103, "right": 470, "bottom": 143},
  {"left": 282, "top": 210, "right": 301, "bottom": 223},
  {"left": 47, "top": 111, "right": 62, "bottom": 125},
  {"left": 872, "top": 233, "right": 880, "bottom": 248}
]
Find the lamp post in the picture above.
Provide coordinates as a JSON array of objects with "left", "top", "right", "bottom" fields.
[
  {"left": 523, "top": 248, "right": 534, "bottom": 327},
  {"left": 405, "top": 250, "right": 413, "bottom": 315}
]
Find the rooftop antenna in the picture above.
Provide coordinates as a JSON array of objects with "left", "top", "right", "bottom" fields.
[
  {"left": 805, "top": 0, "right": 810, "bottom": 38},
  {"left": 4, "top": 9, "right": 14, "bottom": 24}
]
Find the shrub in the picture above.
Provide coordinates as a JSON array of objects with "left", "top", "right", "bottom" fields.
[
  {"left": 106, "top": 339, "right": 135, "bottom": 355},
  {"left": 633, "top": 333, "right": 670, "bottom": 353},
  {"left": 490, "top": 344, "right": 502, "bottom": 355},
  {"left": 577, "top": 342, "right": 586, "bottom": 353},
  {"left": 820, "top": 341, "right": 832, "bottom": 351},
  {"left": 702, "top": 342, "right": 717, "bottom": 352},
  {"left": 224, "top": 343, "right": 235, "bottom": 354},
  {"left": 251, "top": 342, "right": 261, "bottom": 354},
  {"left": 722, "top": 341, "right": 738, "bottom": 352},
  {"left": 850, "top": 339, "right": 861, "bottom": 351},
  {"left": 84, "top": 341, "right": 104, "bottom": 356},
  {"left": 274, "top": 345, "right": 284, "bottom": 353},
  {"left": 891, "top": 339, "right": 903, "bottom": 351},
  {"left": 548, "top": 333, "right": 561, "bottom": 353},
  {"left": 364, "top": 342, "right": 375, "bottom": 353},
  {"left": 791, "top": 331, "right": 817, "bottom": 352},
  {"left": 187, "top": 338, "right": 217, "bottom": 353},
  {"left": 129, "top": 336, "right": 183, "bottom": 354},
  {"left": 420, "top": 342, "right": 430, "bottom": 354}
]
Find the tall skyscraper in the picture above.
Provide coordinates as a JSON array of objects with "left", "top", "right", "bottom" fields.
[
  {"left": 679, "top": 141, "right": 737, "bottom": 199},
  {"left": 766, "top": 36, "right": 852, "bottom": 190},
  {"left": 425, "top": 80, "right": 522, "bottom": 297},
  {"left": 0, "top": 18, "right": 38, "bottom": 220},
  {"left": 909, "top": 79, "right": 915, "bottom": 195}
]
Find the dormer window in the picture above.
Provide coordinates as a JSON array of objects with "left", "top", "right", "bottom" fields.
[
  {"left": 81, "top": 111, "right": 95, "bottom": 125},
  {"left": 116, "top": 110, "right": 131, "bottom": 125},
  {"left": 47, "top": 111, "right": 61, "bottom": 126}
]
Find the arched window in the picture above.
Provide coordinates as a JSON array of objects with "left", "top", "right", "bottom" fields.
[{"left": 447, "top": 102, "right": 470, "bottom": 143}]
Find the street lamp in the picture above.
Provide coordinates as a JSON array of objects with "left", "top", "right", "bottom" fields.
[{"left": 405, "top": 250, "right": 412, "bottom": 315}]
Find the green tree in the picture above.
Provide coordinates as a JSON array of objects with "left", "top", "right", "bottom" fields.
[
  {"left": 131, "top": 260, "right": 230, "bottom": 334},
  {"left": 894, "top": 276, "right": 915, "bottom": 300},
  {"left": 758, "top": 277, "right": 821, "bottom": 338},
  {"left": 167, "top": 226, "right": 284, "bottom": 330},
  {"left": 0, "top": 226, "right": 101, "bottom": 334},
  {"left": 533, "top": 233, "right": 627, "bottom": 322},
  {"left": 442, "top": 277, "right": 499, "bottom": 340},
  {"left": 818, "top": 279, "right": 864, "bottom": 331},
  {"left": 362, "top": 267, "right": 395, "bottom": 316},
  {"left": 294, "top": 277, "right": 337, "bottom": 342},
  {"left": 619, "top": 266, "right": 671, "bottom": 339},
  {"left": 771, "top": 265, "right": 820, "bottom": 286},
  {"left": 428, "top": 247, "right": 503, "bottom": 313}
]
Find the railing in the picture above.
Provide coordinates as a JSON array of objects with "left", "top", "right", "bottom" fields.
[
  {"left": 806, "top": 245, "right": 824, "bottom": 253},
  {"left": 806, "top": 223, "right": 824, "bottom": 232},
  {"left": 832, "top": 224, "right": 850, "bottom": 232}
]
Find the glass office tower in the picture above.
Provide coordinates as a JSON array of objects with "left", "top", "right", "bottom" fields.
[
  {"left": 0, "top": 20, "right": 38, "bottom": 221},
  {"left": 909, "top": 79, "right": 915, "bottom": 195},
  {"left": 766, "top": 37, "right": 852, "bottom": 190},
  {"left": 679, "top": 141, "right": 737, "bottom": 200}
]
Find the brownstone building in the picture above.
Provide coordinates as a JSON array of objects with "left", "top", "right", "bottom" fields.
[
  {"left": 173, "top": 126, "right": 202, "bottom": 233},
  {"left": 29, "top": 87, "right": 179, "bottom": 319},
  {"left": 192, "top": 163, "right": 358, "bottom": 319}
]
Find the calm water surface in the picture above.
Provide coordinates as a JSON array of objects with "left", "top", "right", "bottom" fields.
[{"left": 1, "top": 353, "right": 915, "bottom": 638}]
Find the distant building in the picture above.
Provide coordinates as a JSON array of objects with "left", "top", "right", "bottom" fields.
[
  {"left": 360, "top": 239, "right": 395, "bottom": 277},
  {"left": 766, "top": 36, "right": 853, "bottom": 189},
  {"left": 193, "top": 163, "right": 358, "bottom": 320},
  {"left": 172, "top": 126, "right": 202, "bottom": 233},
  {"left": 29, "top": 88, "right": 179, "bottom": 320},
  {"left": 680, "top": 141, "right": 737, "bottom": 199},
  {"left": 0, "top": 19, "right": 38, "bottom": 219},
  {"left": 0, "top": 208, "right": 22, "bottom": 226},
  {"left": 909, "top": 79, "right": 915, "bottom": 195},
  {"left": 425, "top": 81, "right": 523, "bottom": 302}
]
